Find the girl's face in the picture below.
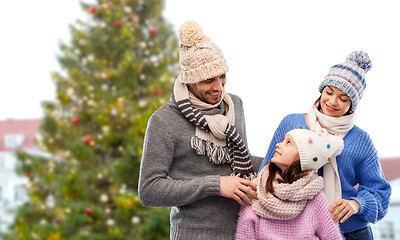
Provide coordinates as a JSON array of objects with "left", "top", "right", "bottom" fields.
[
  {"left": 271, "top": 134, "right": 299, "bottom": 172},
  {"left": 320, "top": 86, "right": 352, "bottom": 117}
]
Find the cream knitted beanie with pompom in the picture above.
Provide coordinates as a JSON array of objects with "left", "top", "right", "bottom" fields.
[
  {"left": 178, "top": 21, "right": 229, "bottom": 84},
  {"left": 287, "top": 129, "right": 344, "bottom": 171}
]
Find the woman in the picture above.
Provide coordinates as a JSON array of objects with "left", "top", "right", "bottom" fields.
[{"left": 258, "top": 51, "right": 391, "bottom": 239}]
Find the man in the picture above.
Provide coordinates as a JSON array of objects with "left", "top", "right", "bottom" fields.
[{"left": 138, "top": 21, "right": 262, "bottom": 240}]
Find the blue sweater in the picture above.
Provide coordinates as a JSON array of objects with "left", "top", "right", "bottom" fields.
[{"left": 259, "top": 113, "right": 391, "bottom": 234}]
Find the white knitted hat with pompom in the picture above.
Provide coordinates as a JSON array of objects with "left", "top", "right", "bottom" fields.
[
  {"left": 178, "top": 21, "right": 229, "bottom": 84},
  {"left": 287, "top": 129, "right": 344, "bottom": 171}
]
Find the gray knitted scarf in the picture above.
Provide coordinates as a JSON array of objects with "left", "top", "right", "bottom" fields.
[{"left": 173, "top": 76, "right": 256, "bottom": 179}]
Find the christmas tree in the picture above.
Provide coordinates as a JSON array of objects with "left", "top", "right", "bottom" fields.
[{"left": 3, "top": 0, "right": 178, "bottom": 239}]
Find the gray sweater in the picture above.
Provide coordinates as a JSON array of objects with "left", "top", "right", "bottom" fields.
[{"left": 138, "top": 94, "right": 262, "bottom": 240}]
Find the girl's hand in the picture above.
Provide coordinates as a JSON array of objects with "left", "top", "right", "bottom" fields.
[{"left": 330, "top": 199, "right": 360, "bottom": 223}]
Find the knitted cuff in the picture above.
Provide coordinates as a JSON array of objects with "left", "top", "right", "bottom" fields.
[
  {"left": 349, "top": 199, "right": 360, "bottom": 214},
  {"left": 204, "top": 175, "right": 222, "bottom": 196}
]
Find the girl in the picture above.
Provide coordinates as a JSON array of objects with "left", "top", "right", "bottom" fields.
[
  {"left": 236, "top": 129, "right": 344, "bottom": 240},
  {"left": 258, "top": 51, "right": 391, "bottom": 239}
]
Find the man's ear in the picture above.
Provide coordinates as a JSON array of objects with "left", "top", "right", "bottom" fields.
[{"left": 186, "top": 83, "right": 194, "bottom": 91}]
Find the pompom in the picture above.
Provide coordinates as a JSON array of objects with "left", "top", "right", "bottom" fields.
[
  {"left": 179, "top": 21, "right": 204, "bottom": 47},
  {"left": 325, "top": 135, "right": 344, "bottom": 157},
  {"left": 346, "top": 51, "right": 372, "bottom": 73}
]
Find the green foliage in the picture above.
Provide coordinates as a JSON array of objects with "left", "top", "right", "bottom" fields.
[{"left": 3, "top": 0, "right": 179, "bottom": 239}]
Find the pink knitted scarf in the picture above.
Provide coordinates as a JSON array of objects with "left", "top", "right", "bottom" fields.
[{"left": 251, "top": 165, "right": 324, "bottom": 220}]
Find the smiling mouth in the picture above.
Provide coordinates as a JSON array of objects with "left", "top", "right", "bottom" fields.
[
  {"left": 208, "top": 92, "right": 220, "bottom": 98},
  {"left": 325, "top": 104, "right": 337, "bottom": 112}
]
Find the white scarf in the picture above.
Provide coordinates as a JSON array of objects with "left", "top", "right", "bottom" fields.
[{"left": 307, "top": 103, "right": 356, "bottom": 205}]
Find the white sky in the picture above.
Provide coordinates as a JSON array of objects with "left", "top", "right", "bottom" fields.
[{"left": 1, "top": 0, "right": 399, "bottom": 158}]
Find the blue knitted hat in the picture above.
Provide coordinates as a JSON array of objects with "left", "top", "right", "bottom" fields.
[{"left": 318, "top": 51, "right": 372, "bottom": 111}]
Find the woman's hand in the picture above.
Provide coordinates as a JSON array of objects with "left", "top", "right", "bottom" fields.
[
  {"left": 220, "top": 176, "right": 258, "bottom": 205},
  {"left": 330, "top": 199, "right": 360, "bottom": 223}
]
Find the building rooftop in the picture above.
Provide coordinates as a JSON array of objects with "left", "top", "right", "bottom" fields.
[
  {"left": 0, "top": 118, "right": 42, "bottom": 151},
  {"left": 380, "top": 157, "right": 400, "bottom": 181}
]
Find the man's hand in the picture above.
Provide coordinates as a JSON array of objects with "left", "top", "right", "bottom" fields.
[
  {"left": 220, "top": 176, "right": 258, "bottom": 205},
  {"left": 330, "top": 199, "right": 360, "bottom": 223}
]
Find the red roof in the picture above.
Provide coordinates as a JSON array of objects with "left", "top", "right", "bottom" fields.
[
  {"left": 0, "top": 119, "right": 42, "bottom": 151},
  {"left": 380, "top": 157, "right": 400, "bottom": 181}
]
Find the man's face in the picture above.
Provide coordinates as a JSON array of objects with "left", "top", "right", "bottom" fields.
[{"left": 187, "top": 74, "right": 226, "bottom": 104}]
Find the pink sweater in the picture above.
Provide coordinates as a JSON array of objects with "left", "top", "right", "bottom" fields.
[{"left": 235, "top": 191, "right": 343, "bottom": 240}]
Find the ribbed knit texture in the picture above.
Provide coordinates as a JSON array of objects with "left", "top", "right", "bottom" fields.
[
  {"left": 287, "top": 129, "right": 344, "bottom": 171},
  {"left": 178, "top": 21, "right": 229, "bottom": 84},
  {"left": 252, "top": 166, "right": 324, "bottom": 220},
  {"left": 236, "top": 191, "right": 343, "bottom": 240},
  {"left": 175, "top": 94, "right": 256, "bottom": 179},
  {"left": 318, "top": 51, "right": 371, "bottom": 111},
  {"left": 258, "top": 113, "right": 392, "bottom": 233},
  {"left": 139, "top": 94, "right": 262, "bottom": 240}
]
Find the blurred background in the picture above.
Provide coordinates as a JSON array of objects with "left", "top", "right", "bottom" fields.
[{"left": 0, "top": 0, "right": 399, "bottom": 239}]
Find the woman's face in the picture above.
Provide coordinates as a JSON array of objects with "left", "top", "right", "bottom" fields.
[
  {"left": 320, "top": 86, "right": 352, "bottom": 117},
  {"left": 271, "top": 134, "right": 299, "bottom": 172}
]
